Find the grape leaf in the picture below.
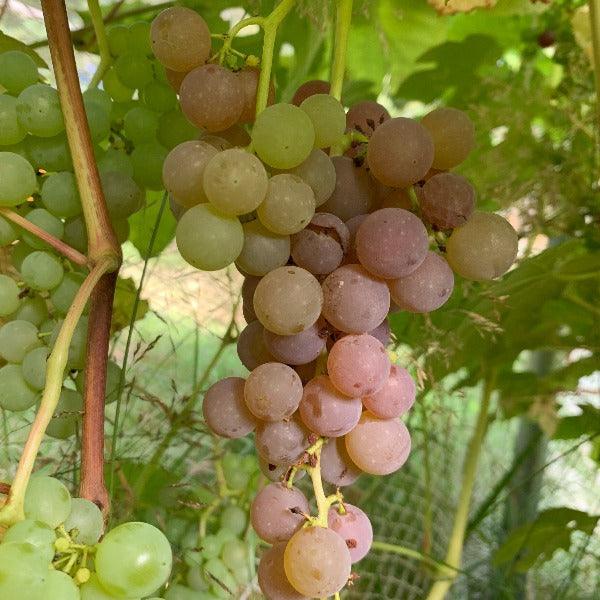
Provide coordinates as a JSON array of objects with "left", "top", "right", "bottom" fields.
[
  {"left": 554, "top": 405, "right": 600, "bottom": 440},
  {"left": 111, "top": 275, "right": 149, "bottom": 334},
  {"left": 128, "top": 191, "right": 176, "bottom": 259}
]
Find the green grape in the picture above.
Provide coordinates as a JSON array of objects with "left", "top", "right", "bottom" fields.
[
  {"left": 103, "top": 67, "right": 133, "bottom": 102},
  {"left": 75, "top": 359, "right": 122, "bottom": 404},
  {"left": 50, "top": 316, "right": 88, "bottom": 369},
  {"left": 115, "top": 52, "right": 154, "bottom": 89},
  {"left": 0, "top": 364, "right": 39, "bottom": 411},
  {"left": 0, "top": 273, "right": 20, "bottom": 316},
  {"left": 157, "top": 109, "right": 199, "bottom": 149},
  {"left": 63, "top": 217, "right": 87, "bottom": 253},
  {"left": 22, "top": 208, "right": 65, "bottom": 249},
  {"left": 95, "top": 522, "right": 173, "bottom": 598},
  {"left": 21, "top": 251, "right": 64, "bottom": 291},
  {"left": 80, "top": 573, "right": 138, "bottom": 600},
  {"left": 219, "top": 505, "right": 247, "bottom": 536},
  {"left": 3, "top": 519, "right": 56, "bottom": 563},
  {"left": 165, "top": 584, "right": 202, "bottom": 600},
  {"left": 45, "top": 570, "right": 79, "bottom": 600},
  {"left": 123, "top": 106, "right": 159, "bottom": 143},
  {"left": 221, "top": 538, "right": 247, "bottom": 572},
  {"left": 0, "top": 151, "right": 37, "bottom": 206},
  {"left": 183, "top": 547, "right": 203, "bottom": 569},
  {"left": 131, "top": 141, "right": 168, "bottom": 190},
  {"left": 199, "top": 534, "right": 221, "bottom": 560},
  {"left": 64, "top": 497, "right": 104, "bottom": 544},
  {"left": 85, "top": 100, "right": 111, "bottom": 143},
  {"left": 142, "top": 80, "right": 177, "bottom": 113},
  {"left": 11, "top": 241, "right": 34, "bottom": 271},
  {"left": 176, "top": 203, "right": 244, "bottom": 271},
  {"left": 251, "top": 103, "right": 315, "bottom": 169},
  {"left": 204, "top": 557, "right": 237, "bottom": 599},
  {"left": 107, "top": 24, "right": 131, "bottom": 56},
  {"left": 0, "top": 95, "right": 27, "bottom": 145},
  {"left": 100, "top": 170, "right": 144, "bottom": 219},
  {"left": 82, "top": 87, "right": 112, "bottom": 114},
  {"left": 0, "top": 542, "right": 48, "bottom": 600},
  {"left": 241, "top": 454, "right": 257, "bottom": 474},
  {"left": 41, "top": 171, "right": 82, "bottom": 218},
  {"left": 221, "top": 454, "right": 250, "bottom": 490},
  {"left": 0, "top": 214, "right": 18, "bottom": 245},
  {"left": 0, "top": 319, "right": 40, "bottom": 362},
  {"left": 109, "top": 99, "right": 136, "bottom": 124},
  {"left": 96, "top": 147, "right": 133, "bottom": 177},
  {"left": 39, "top": 318, "right": 57, "bottom": 340},
  {"left": 24, "top": 475, "right": 72, "bottom": 528},
  {"left": 187, "top": 565, "right": 210, "bottom": 591},
  {"left": 17, "top": 83, "right": 64, "bottom": 137},
  {"left": 300, "top": 94, "right": 346, "bottom": 148},
  {"left": 25, "top": 133, "right": 72, "bottom": 171},
  {"left": 46, "top": 388, "right": 83, "bottom": 440},
  {"left": 128, "top": 21, "right": 152, "bottom": 55},
  {"left": 49, "top": 272, "right": 85, "bottom": 315},
  {"left": 0, "top": 51, "right": 39, "bottom": 95},
  {"left": 21, "top": 346, "right": 48, "bottom": 390},
  {"left": 14, "top": 295, "right": 49, "bottom": 326},
  {"left": 214, "top": 528, "right": 236, "bottom": 546}
]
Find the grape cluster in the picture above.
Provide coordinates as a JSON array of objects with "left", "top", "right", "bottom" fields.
[{"left": 0, "top": 475, "right": 172, "bottom": 599}]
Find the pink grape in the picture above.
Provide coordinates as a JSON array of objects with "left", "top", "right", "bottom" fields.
[
  {"left": 241, "top": 275, "right": 260, "bottom": 322},
  {"left": 343, "top": 214, "right": 367, "bottom": 264},
  {"left": 258, "top": 543, "right": 308, "bottom": 600},
  {"left": 328, "top": 503, "right": 373, "bottom": 563},
  {"left": 236, "top": 320, "right": 275, "bottom": 370},
  {"left": 293, "top": 361, "right": 317, "bottom": 385},
  {"left": 255, "top": 417, "right": 309, "bottom": 465},
  {"left": 369, "top": 318, "right": 391, "bottom": 347},
  {"left": 259, "top": 458, "right": 305, "bottom": 483},
  {"left": 362, "top": 365, "right": 416, "bottom": 419},
  {"left": 263, "top": 322, "right": 326, "bottom": 366},
  {"left": 320, "top": 437, "right": 362, "bottom": 487},
  {"left": 202, "top": 377, "right": 256, "bottom": 438}
]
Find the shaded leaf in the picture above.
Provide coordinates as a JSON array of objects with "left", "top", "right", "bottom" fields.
[{"left": 111, "top": 276, "right": 149, "bottom": 334}]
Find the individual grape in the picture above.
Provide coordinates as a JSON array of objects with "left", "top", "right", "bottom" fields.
[
  {"left": 263, "top": 322, "right": 326, "bottom": 366},
  {"left": 24, "top": 475, "right": 72, "bottom": 528},
  {"left": 85, "top": 100, "right": 111, "bottom": 142},
  {"left": 363, "top": 364, "right": 415, "bottom": 420},
  {"left": 251, "top": 103, "right": 315, "bottom": 169},
  {"left": 244, "top": 362, "right": 303, "bottom": 422},
  {"left": 97, "top": 148, "right": 133, "bottom": 177},
  {"left": 299, "top": 94, "right": 346, "bottom": 148},
  {"left": 63, "top": 217, "right": 87, "bottom": 253},
  {"left": 25, "top": 133, "right": 72, "bottom": 172},
  {"left": 123, "top": 106, "right": 159, "bottom": 143},
  {"left": 251, "top": 483, "right": 309, "bottom": 543},
  {"left": 11, "top": 241, "right": 34, "bottom": 271},
  {"left": 169, "top": 193, "right": 186, "bottom": 221},
  {"left": 49, "top": 272, "right": 85, "bottom": 316},
  {"left": 128, "top": 21, "right": 152, "bottom": 55},
  {"left": 291, "top": 79, "right": 330, "bottom": 105},
  {"left": 0, "top": 274, "right": 20, "bottom": 316},
  {"left": 176, "top": 204, "right": 244, "bottom": 271},
  {"left": 284, "top": 526, "right": 351, "bottom": 597},
  {"left": 255, "top": 417, "right": 309, "bottom": 465},
  {"left": 389, "top": 251, "right": 454, "bottom": 312},
  {"left": 107, "top": 24, "right": 130, "bottom": 56},
  {"left": 21, "top": 346, "right": 48, "bottom": 391},
  {"left": 328, "top": 503, "right": 373, "bottom": 563},
  {"left": 371, "top": 179, "right": 413, "bottom": 211},
  {"left": 0, "top": 214, "right": 18, "bottom": 245},
  {"left": 216, "top": 123, "right": 252, "bottom": 147},
  {"left": 3, "top": 519, "right": 55, "bottom": 563},
  {"left": 220, "top": 452, "right": 251, "bottom": 491},
  {"left": 294, "top": 360, "right": 317, "bottom": 384},
  {"left": 157, "top": 109, "right": 199, "bottom": 149},
  {"left": 22, "top": 208, "right": 64, "bottom": 249},
  {"left": 203, "top": 377, "right": 256, "bottom": 438},
  {"left": 100, "top": 171, "right": 143, "bottom": 219},
  {"left": 368, "top": 117, "right": 434, "bottom": 187},
  {"left": 21, "top": 251, "right": 64, "bottom": 291},
  {"left": 114, "top": 52, "right": 154, "bottom": 89},
  {"left": 204, "top": 557, "right": 237, "bottom": 598},
  {"left": 299, "top": 375, "right": 362, "bottom": 437},
  {"left": 40, "top": 172, "right": 81, "bottom": 218},
  {"left": 322, "top": 264, "right": 390, "bottom": 333},
  {"left": 221, "top": 537, "right": 247, "bottom": 572},
  {"left": 46, "top": 388, "right": 83, "bottom": 440},
  {"left": 81, "top": 574, "right": 133, "bottom": 599},
  {"left": 236, "top": 220, "right": 290, "bottom": 276},
  {"left": 50, "top": 316, "right": 88, "bottom": 370},
  {"left": 179, "top": 65, "right": 244, "bottom": 132},
  {"left": 0, "top": 319, "right": 40, "bottom": 363},
  {"left": 287, "top": 148, "right": 336, "bottom": 206},
  {"left": 253, "top": 266, "right": 323, "bottom": 335},
  {"left": 0, "top": 95, "right": 27, "bottom": 145},
  {"left": 419, "top": 172, "right": 476, "bottom": 229},
  {"left": 241, "top": 275, "right": 260, "bottom": 321},
  {"left": 345, "top": 412, "right": 411, "bottom": 475},
  {"left": 151, "top": 7, "right": 211, "bottom": 72},
  {"left": 0, "top": 151, "right": 37, "bottom": 205},
  {"left": 258, "top": 174, "right": 315, "bottom": 236},
  {"left": 142, "top": 80, "right": 177, "bottom": 113},
  {"left": 220, "top": 505, "right": 247, "bottom": 536},
  {"left": 162, "top": 140, "right": 217, "bottom": 208},
  {"left": 237, "top": 66, "right": 275, "bottom": 123},
  {"left": 165, "top": 67, "right": 187, "bottom": 92},
  {"left": 291, "top": 212, "right": 349, "bottom": 275},
  {"left": 258, "top": 543, "right": 308, "bottom": 600},
  {"left": 0, "top": 365, "right": 38, "bottom": 410},
  {"left": 356, "top": 207, "right": 430, "bottom": 279},
  {"left": 321, "top": 437, "right": 362, "bottom": 487},
  {"left": 446, "top": 211, "right": 518, "bottom": 280},
  {"left": 203, "top": 148, "right": 268, "bottom": 215},
  {"left": 45, "top": 570, "right": 79, "bottom": 600},
  {"left": 64, "top": 497, "right": 104, "bottom": 545},
  {"left": 14, "top": 295, "right": 48, "bottom": 326},
  {"left": 236, "top": 320, "right": 275, "bottom": 370},
  {"left": 164, "top": 583, "right": 200, "bottom": 600},
  {"left": 320, "top": 155, "right": 374, "bottom": 221},
  {"left": 0, "top": 542, "right": 48, "bottom": 600},
  {"left": 346, "top": 100, "right": 390, "bottom": 137},
  {"left": 83, "top": 87, "right": 112, "bottom": 114},
  {"left": 131, "top": 141, "right": 169, "bottom": 190},
  {"left": 76, "top": 359, "right": 122, "bottom": 405},
  {"left": 343, "top": 214, "right": 367, "bottom": 264},
  {"left": 96, "top": 522, "right": 172, "bottom": 598},
  {"left": 421, "top": 107, "right": 475, "bottom": 169},
  {"left": 0, "top": 51, "right": 39, "bottom": 95},
  {"left": 327, "top": 334, "right": 391, "bottom": 397},
  {"left": 259, "top": 458, "right": 301, "bottom": 483},
  {"left": 16, "top": 84, "right": 64, "bottom": 137},
  {"left": 103, "top": 66, "right": 133, "bottom": 102}
]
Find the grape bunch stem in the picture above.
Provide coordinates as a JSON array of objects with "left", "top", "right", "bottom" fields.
[{"left": 87, "top": 0, "right": 112, "bottom": 89}]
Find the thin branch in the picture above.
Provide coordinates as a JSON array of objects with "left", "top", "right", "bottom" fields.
[{"left": 87, "top": 0, "right": 112, "bottom": 89}]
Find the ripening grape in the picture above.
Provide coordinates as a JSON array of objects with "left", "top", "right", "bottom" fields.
[
  {"left": 362, "top": 364, "right": 416, "bottom": 419},
  {"left": 21, "top": 346, "right": 48, "bottom": 391},
  {"left": 251, "top": 103, "right": 315, "bottom": 169},
  {"left": 287, "top": 148, "right": 336, "bottom": 206},
  {"left": 0, "top": 151, "right": 37, "bottom": 205},
  {"left": 203, "top": 148, "right": 268, "bottom": 215},
  {"left": 300, "top": 94, "right": 346, "bottom": 148},
  {"left": 291, "top": 79, "right": 330, "bottom": 105},
  {"left": 369, "top": 317, "right": 391, "bottom": 346},
  {"left": 25, "top": 133, "right": 72, "bottom": 172},
  {"left": 17, "top": 84, "right": 64, "bottom": 137},
  {"left": 251, "top": 483, "right": 309, "bottom": 543},
  {"left": 165, "top": 67, "right": 187, "bottom": 93},
  {"left": 263, "top": 322, "right": 326, "bottom": 366},
  {"left": 389, "top": 251, "right": 454, "bottom": 312},
  {"left": 180, "top": 65, "right": 244, "bottom": 132},
  {"left": 0, "top": 51, "right": 39, "bottom": 95},
  {"left": 0, "top": 274, "right": 20, "bottom": 316},
  {"left": 244, "top": 362, "right": 303, "bottom": 422},
  {"left": 327, "top": 334, "right": 391, "bottom": 397},
  {"left": 241, "top": 275, "right": 260, "bottom": 321},
  {"left": 257, "top": 174, "right": 315, "bottom": 235},
  {"left": 236, "top": 320, "right": 275, "bottom": 371},
  {"left": 345, "top": 412, "right": 411, "bottom": 475},
  {"left": 95, "top": 522, "right": 172, "bottom": 598},
  {"left": 216, "top": 123, "right": 252, "bottom": 147},
  {"left": 3, "top": 519, "right": 56, "bottom": 564},
  {"left": 64, "top": 498, "right": 104, "bottom": 545},
  {"left": 21, "top": 251, "right": 64, "bottom": 291},
  {"left": 320, "top": 437, "right": 362, "bottom": 487},
  {"left": 0, "top": 320, "right": 40, "bottom": 363},
  {"left": 419, "top": 172, "right": 476, "bottom": 229},
  {"left": 299, "top": 375, "right": 362, "bottom": 437},
  {"left": 24, "top": 475, "right": 72, "bottom": 528},
  {"left": 284, "top": 526, "right": 352, "bottom": 597},
  {"left": 356, "top": 207, "right": 430, "bottom": 279},
  {"left": 321, "top": 264, "right": 390, "bottom": 333},
  {"left": 23, "top": 208, "right": 65, "bottom": 249},
  {"left": 236, "top": 220, "right": 290, "bottom": 276},
  {"left": 320, "top": 156, "right": 375, "bottom": 221},
  {"left": 446, "top": 211, "right": 518, "bottom": 280},
  {"left": 46, "top": 388, "right": 83, "bottom": 440},
  {"left": 123, "top": 106, "right": 159, "bottom": 143},
  {"left": 151, "top": 7, "right": 211, "bottom": 72},
  {"left": 131, "top": 141, "right": 169, "bottom": 190},
  {"left": 421, "top": 107, "right": 475, "bottom": 170},
  {"left": 237, "top": 67, "right": 275, "bottom": 123},
  {"left": 255, "top": 417, "right": 309, "bottom": 465},
  {"left": 259, "top": 458, "right": 306, "bottom": 483},
  {"left": 0, "top": 95, "right": 27, "bottom": 145},
  {"left": 328, "top": 503, "right": 373, "bottom": 563},
  {"left": 253, "top": 266, "right": 323, "bottom": 335},
  {"left": 368, "top": 117, "right": 434, "bottom": 187},
  {"left": 258, "top": 543, "right": 308, "bottom": 600},
  {"left": 100, "top": 171, "right": 143, "bottom": 219},
  {"left": 203, "top": 377, "right": 257, "bottom": 438},
  {"left": 346, "top": 100, "right": 390, "bottom": 137},
  {"left": 176, "top": 203, "right": 244, "bottom": 271},
  {"left": 41, "top": 172, "right": 82, "bottom": 218}
]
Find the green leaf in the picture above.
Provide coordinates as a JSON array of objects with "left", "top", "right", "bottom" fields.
[
  {"left": 111, "top": 275, "right": 149, "bottom": 334},
  {"left": 128, "top": 191, "right": 175, "bottom": 258},
  {"left": 554, "top": 405, "right": 600, "bottom": 440},
  {"left": 0, "top": 32, "right": 47, "bottom": 68}
]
